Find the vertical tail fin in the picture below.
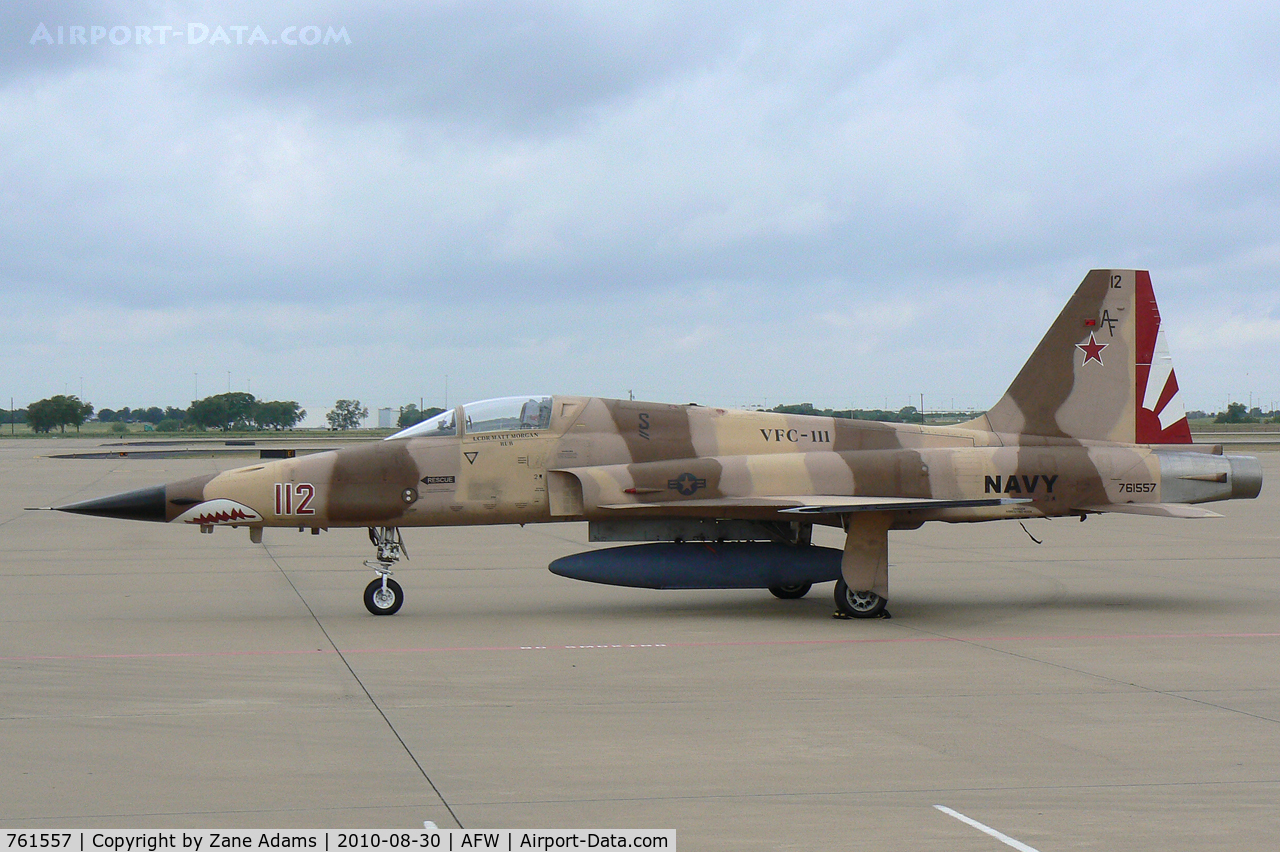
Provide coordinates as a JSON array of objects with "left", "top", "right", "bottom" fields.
[{"left": 965, "top": 270, "right": 1192, "bottom": 444}]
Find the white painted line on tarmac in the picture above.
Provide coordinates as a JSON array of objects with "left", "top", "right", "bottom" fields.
[
  {"left": 934, "top": 805, "right": 1042, "bottom": 852},
  {"left": 6, "top": 629, "right": 1278, "bottom": 663}
]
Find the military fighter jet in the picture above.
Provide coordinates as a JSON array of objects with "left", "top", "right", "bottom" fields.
[{"left": 55, "top": 270, "right": 1262, "bottom": 618}]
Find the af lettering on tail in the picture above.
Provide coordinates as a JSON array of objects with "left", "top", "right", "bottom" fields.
[{"left": 50, "top": 271, "right": 1261, "bottom": 619}]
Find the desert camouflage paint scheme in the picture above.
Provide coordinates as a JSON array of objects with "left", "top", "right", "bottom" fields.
[{"left": 58, "top": 271, "right": 1262, "bottom": 618}]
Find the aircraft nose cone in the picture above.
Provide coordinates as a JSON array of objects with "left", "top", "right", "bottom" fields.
[{"left": 56, "top": 484, "right": 168, "bottom": 522}]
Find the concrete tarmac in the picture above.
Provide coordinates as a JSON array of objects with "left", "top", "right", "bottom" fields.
[{"left": 2, "top": 438, "right": 1278, "bottom": 849}]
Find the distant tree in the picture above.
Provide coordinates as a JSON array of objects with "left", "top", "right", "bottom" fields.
[
  {"left": 27, "top": 395, "right": 93, "bottom": 433},
  {"left": 254, "top": 400, "right": 305, "bottom": 430},
  {"left": 97, "top": 408, "right": 117, "bottom": 423},
  {"left": 111, "top": 422, "right": 129, "bottom": 434},
  {"left": 769, "top": 403, "right": 945, "bottom": 423},
  {"left": 770, "top": 402, "right": 820, "bottom": 417},
  {"left": 1214, "top": 402, "right": 1258, "bottom": 424},
  {"left": 851, "top": 409, "right": 900, "bottom": 421},
  {"left": 73, "top": 398, "right": 93, "bottom": 432},
  {"left": 327, "top": 399, "right": 368, "bottom": 430},
  {"left": 223, "top": 392, "right": 257, "bottom": 429},
  {"left": 396, "top": 404, "right": 443, "bottom": 429},
  {"left": 187, "top": 392, "right": 257, "bottom": 431},
  {"left": 26, "top": 400, "right": 57, "bottom": 433},
  {"left": 141, "top": 406, "right": 164, "bottom": 424},
  {"left": 770, "top": 403, "right": 858, "bottom": 419},
  {"left": 156, "top": 419, "right": 182, "bottom": 432},
  {"left": 164, "top": 406, "right": 187, "bottom": 423},
  {"left": 398, "top": 404, "right": 424, "bottom": 429},
  {"left": 187, "top": 396, "right": 227, "bottom": 430}
]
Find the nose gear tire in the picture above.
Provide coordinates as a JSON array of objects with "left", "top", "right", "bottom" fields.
[{"left": 364, "top": 577, "right": 404, "bottom": 615}]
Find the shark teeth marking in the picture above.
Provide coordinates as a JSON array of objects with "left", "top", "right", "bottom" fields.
[
  {"left": 175, "top": 499, "right": 263, "bottom": 526},
  {"left": 189, "top": 508, "right": 250, "bottom": 524}
]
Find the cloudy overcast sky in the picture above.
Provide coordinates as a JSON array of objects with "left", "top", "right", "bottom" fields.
[{"left": 3, "top": 1, "right": 1278, "bottom": 423}]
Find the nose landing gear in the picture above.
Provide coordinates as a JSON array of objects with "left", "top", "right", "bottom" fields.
[{"left": 363, "top": 526, "right": 406, "bottom": 615}]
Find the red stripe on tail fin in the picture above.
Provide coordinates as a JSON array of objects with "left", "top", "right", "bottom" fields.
[{"left": 1134, "top": 271, "right": 1192, "bottom": 443}]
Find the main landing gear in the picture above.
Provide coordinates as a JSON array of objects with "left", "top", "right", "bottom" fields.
[
  {"left": 768, "top": 582, "right": 812, "bottom": 599},
  {"left": 363, "top": 526, "right": 405, "bottom": 615},
  {"left": 832, "top": 513, "right": 891, "bottom": 619},
  {"left": 833, "top": 579, "right": 888, "bottom": 618}
]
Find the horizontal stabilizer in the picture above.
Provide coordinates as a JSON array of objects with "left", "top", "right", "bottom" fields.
[{"left": 1079, "top": 502, "right": 1222, "bottom": 518}]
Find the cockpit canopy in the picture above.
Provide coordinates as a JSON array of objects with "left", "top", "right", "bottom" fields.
[
  {"left": 391, "top": 407, "right": 458, "bottom": 439},
  {"left": 388, "top": 395, "right": 552, "bottom": 440}
]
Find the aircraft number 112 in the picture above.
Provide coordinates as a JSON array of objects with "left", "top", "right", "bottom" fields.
[{"left": 274, "top": 482, "right": 316, "bottom": 515}]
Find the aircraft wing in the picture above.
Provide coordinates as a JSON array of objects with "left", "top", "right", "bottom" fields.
[
  {"left": 1078, "top": 502, "right": 1223, "bottom": 518},
  {"left": 781, "top": 496, "right": 1029, "bottom": 514},
  {"left": 598, "top": 495, "right": 1028, "bottom": 513}
]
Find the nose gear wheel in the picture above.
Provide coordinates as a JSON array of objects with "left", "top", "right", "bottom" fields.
[
  {"left": 364, "top": 576, "right": 404, "bottom": 615},
  {"left": 363, "top": 526, "right": 406, "bottom": 615}
]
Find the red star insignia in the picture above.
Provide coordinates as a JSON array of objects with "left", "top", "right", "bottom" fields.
[{"left": 1075, "top": 332, "right": 1108, "bottom": 365}]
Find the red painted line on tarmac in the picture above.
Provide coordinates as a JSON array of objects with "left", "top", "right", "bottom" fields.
[
  {"left": 0, "top": 648, "right": 334, "bottom": 662},
  {"left": 2, "top": 631, "right": 1279, "bottom": 663}
]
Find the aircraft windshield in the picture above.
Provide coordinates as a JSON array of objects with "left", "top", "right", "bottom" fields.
[
  {"left": 387, "top": 408, "right": 457, "bottom": 440},
  {"left": 387, "top": 395, "right": 552, "bottom": 440},
  {"left": 463, "top": 396, "right": 552, "bottom": 433}
]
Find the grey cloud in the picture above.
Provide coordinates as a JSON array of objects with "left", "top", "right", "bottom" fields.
[
  {"left": 0, "top": 0, "right": 129, "bottom": 82},
  {"left": 2, "top": 2, "right": 1279, "bottom": 410},
  {"left": 192, "top": 2, "right": 771, "bottom": 136}
]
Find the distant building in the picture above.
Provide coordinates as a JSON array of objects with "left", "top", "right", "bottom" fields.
[{"left": 377, "top": 407, "right": 392, "bottom": 429}]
